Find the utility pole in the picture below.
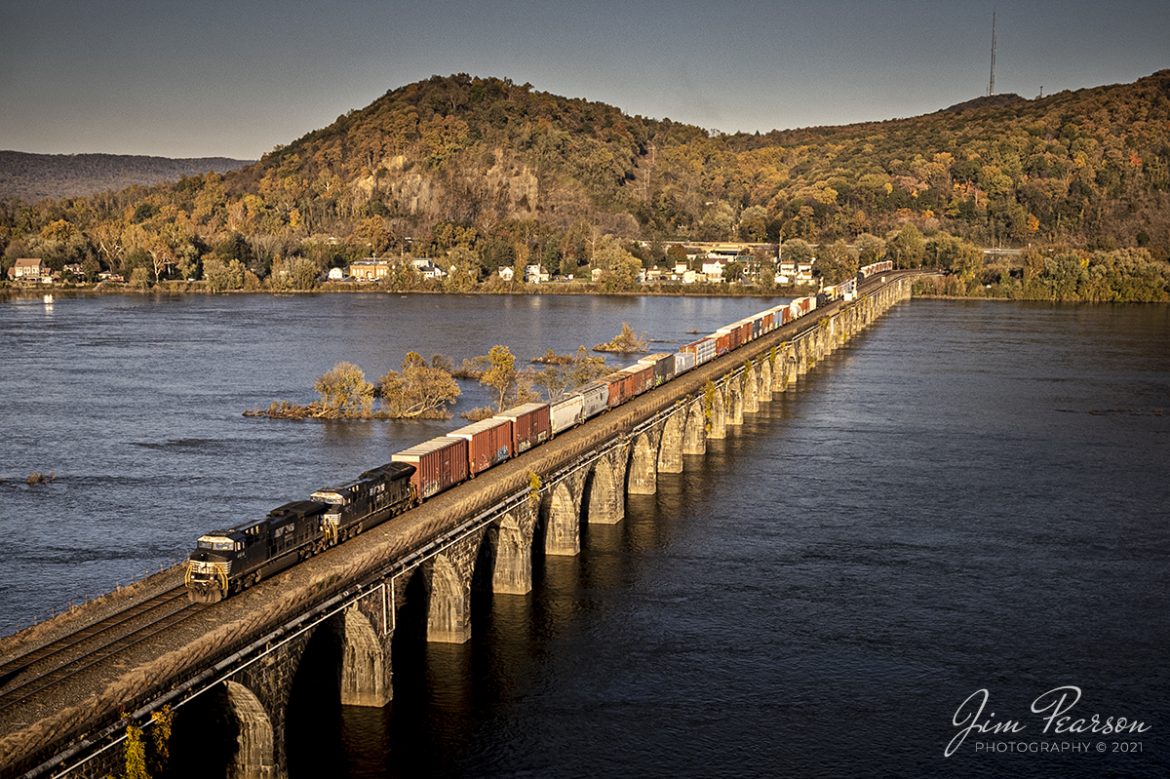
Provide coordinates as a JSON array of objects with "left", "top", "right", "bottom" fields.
[{"left": 988, "top": 10, "right": 997, "bottom": 97}]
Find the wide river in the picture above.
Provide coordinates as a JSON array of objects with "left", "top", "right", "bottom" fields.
[{"left": 1, "top": 293, "right": 1168, "bottom": 777}]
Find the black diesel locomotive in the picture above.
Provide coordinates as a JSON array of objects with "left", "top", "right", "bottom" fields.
[{"left": 185, "top": 462, "right": 416, "bottom": 603}]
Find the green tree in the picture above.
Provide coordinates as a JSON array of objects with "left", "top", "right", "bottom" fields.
[
  {"left": 591, "top": 235, "right": 641, "bottom": 292},
  {"left": 885, "top": 224, "right": 926, "bottom": 268},
  {"left": 269, "top": 256, "right": 319, "bottom": 290},
  {"left": 314, "top": 361, "right": 374, "bottom": 418},
  {"left": 815, "top": 239, "right": 859, "bottom": 284},
  {"left": 780, "top": 238, "right": 814, "bottom": 263},
  {"left": 202, "top": 257, "right": 246, "bottom": 291},
  {"left": 854, "top": 233, "right": 886, "bottom": 265}
]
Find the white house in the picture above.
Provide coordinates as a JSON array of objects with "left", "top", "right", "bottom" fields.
[
  {"left": 524, "top": 264, "right": 550, "bottom": 284},
  {"left": 411, "top": 258, "right": 447, "bottom": 279},
  {"left": 497, "top": 266, "right": 515, "bottom": 281},
  {"left": 327, "top": 267, "right": 345, "bottom": 281},
  {"left": 700, "top": 260, "right": 725, "bottom": 283}
]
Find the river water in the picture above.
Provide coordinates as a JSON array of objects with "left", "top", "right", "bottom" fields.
[{"left": 2, "top": 294, "right": 1168, "bottom": 777}]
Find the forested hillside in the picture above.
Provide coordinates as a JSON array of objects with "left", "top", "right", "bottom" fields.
[
  {"left": 0, "top": 151, "right": 251, "bottom": 202},
  {"left": 2, "top": 70, "right": 1168, "bottom": 288}
]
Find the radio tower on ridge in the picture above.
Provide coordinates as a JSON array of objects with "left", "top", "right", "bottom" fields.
[{"left": 988, "top": 10, "right": 997, "bottom": 96}]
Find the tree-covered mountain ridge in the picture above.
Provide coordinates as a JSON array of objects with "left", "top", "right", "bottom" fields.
[
  {"left": 2, "top": 69, "right": 1168, "bottom": 284},
  {"left": 252, "top": 69, "right": 1170, "bottom": 252},
  {"left": 0, "top": 151, "right": 251, "bottom": 202}
]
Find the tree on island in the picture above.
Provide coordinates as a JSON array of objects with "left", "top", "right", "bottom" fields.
[
  {"left": 594, "top": 322, "right": 648, "bottom": 353},
  {"left": 314, "top": 362, "right": 375, "bottom": 418},
  {"left": 377, "top": 352, "right": 461, "bottom": 418}
]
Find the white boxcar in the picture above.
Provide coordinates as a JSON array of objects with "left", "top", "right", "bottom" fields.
[{"left": 673, "top": 351, "right": 696, "bottom": 375}]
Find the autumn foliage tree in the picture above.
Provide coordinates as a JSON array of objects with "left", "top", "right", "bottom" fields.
[
  {"left": 314, "top": 361, "right": 374, "bottom": 418},
  {"left": 378, "top": 352, "right": 461, "bottom": 418}
]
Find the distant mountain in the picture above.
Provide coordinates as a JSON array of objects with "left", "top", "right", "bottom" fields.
[
  {"left": 0, "top": 151, "right": 252, "bottom": 201},
  {"left": 3, "top": 70, "right": 1169, "bottom": 269}
]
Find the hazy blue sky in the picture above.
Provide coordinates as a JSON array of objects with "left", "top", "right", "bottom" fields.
[{"left": 1, "top": 0, "right": 1166, "bottom": 159}]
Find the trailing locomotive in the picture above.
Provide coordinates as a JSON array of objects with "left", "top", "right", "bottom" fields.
[{"left": 185, "top": 283, "right": 860, "bottom": 603}]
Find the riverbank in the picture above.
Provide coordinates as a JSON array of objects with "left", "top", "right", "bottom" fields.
[{"left": 0, "top": 280, "right": 797, "bottom": 302}]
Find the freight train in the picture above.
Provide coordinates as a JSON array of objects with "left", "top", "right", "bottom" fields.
[{"left": 185, "top": 289, "right": 848, "bottom": 603}]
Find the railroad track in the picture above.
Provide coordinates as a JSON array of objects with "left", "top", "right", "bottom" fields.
[{"left": 0, "top": 586, "right": 201, "bottom": 714}]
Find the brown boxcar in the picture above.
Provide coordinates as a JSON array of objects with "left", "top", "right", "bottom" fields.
[
  {"left": 495, "top": 402, "right": 551, "bottom": 454},
  {"left": 625, "top": 363, "right": 655, "bottom": 396},
  {"left": 781, "top": 306, "right": 793, "bottom": 325},
  {"left": 391, "top": 437, "right": 468, "bottom": 499},
  {"left": 603, "top": 369, "right": 632, "bottom": 408},
  {"left": 447, "top": 417, "right": 513, "bottom": 476}
]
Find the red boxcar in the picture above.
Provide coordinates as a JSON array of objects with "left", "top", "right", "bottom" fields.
[
  {"left": 737, "top": 321, "right": 753, "bottom": 344},
  {"left": 447, "top": 418, "right": 513, "bottom": 476},
  {"left": 781, "top": 307, "right": 793, "bottom": 326},
  {"left": 392, "top": 437, "right": 468, "bottom": 499},
  {"left": 713, "top": 329, "right": 733, "bottom": 356},
  {"left": 495, "top": 402, "right": 551, "bottom": 454}
]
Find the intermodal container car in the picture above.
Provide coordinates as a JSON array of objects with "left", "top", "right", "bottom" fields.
[
  {"left": 447, "top": 418, "right": 513, "bottom": 476},
  {"left": 681, "top": 338, "right": 716, "bottom": 365},
  {"left": 392, "top": 436, "right": 469, "bottom": 498},
  {"left": 495, "top": 402, "right": 551, "bottom": 454}
]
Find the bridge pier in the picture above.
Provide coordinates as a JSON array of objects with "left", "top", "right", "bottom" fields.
[
  {"left": 725, "top": 377, "right": 744, "bottom": 427},
  {"left": 742, "top": 362, "right": 759, "bottom": 413},
  {"left": 707, "top": 385, "right": 726, "bottom": 439},
  {"left": 682, "top": 397, "right": 706, "bottom": 455},
  {"left": 493, "top": 509, "right": 535, "bottom": 594},
  {"left": 627, "top": 429, "right": 660, "bottom": 495},
  {"left": 656, "top": 406, "right": 685, "bottom": 473},
  {"left": 340, "top": 606, "right": 392, "bottom": 707},
  {"left": 586, "top": 451, "right": 624, "bottom": 524},
  {"left": 544, "top": 474, "right": 585, "bottom": 555},
  {"left": 758, "top": 356, "right": 773, "bottom": 402}
]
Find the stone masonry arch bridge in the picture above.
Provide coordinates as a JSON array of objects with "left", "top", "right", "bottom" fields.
[{"left": 0, "top": 275, "right": 916, "bottom": 779}]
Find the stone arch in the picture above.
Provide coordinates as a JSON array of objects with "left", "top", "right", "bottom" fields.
[
  {"left": 758, "top": 357, "right": 772, "bottom": 403},
  {"left": 742, "top": 363, "right": 759, "bottom": 413},
  {"left": 682, "top": 398, "right": 706, "bottom": 455},
  {"left": 726, "top": 379, "right": 744, "bottom": 427},
  {"left": 657, "top": 411, "right": 685, "bottom": 474},
  {"left": 340, "top": 606, "right": 389, "bottom": 707},
  {"left": 492, "top": 512, "right": 531, "bottom": 594},
  {"left": 627, "top": 432, "right": 657, "bottom": 495},
  {"left": 708, "top": 386, "right": 726, "bottom": 440},
  {"left": 586, "top": 456, "right": 623, "bottom": 525},
  {"left": 427, "top": 553, "right": 469, "bottom": 643},
  {"left": 544, "top": 480, "right": 580, "bottom": 556},
  {"left": 224, "top": 681, "right": 275, "bottom": 779}
]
